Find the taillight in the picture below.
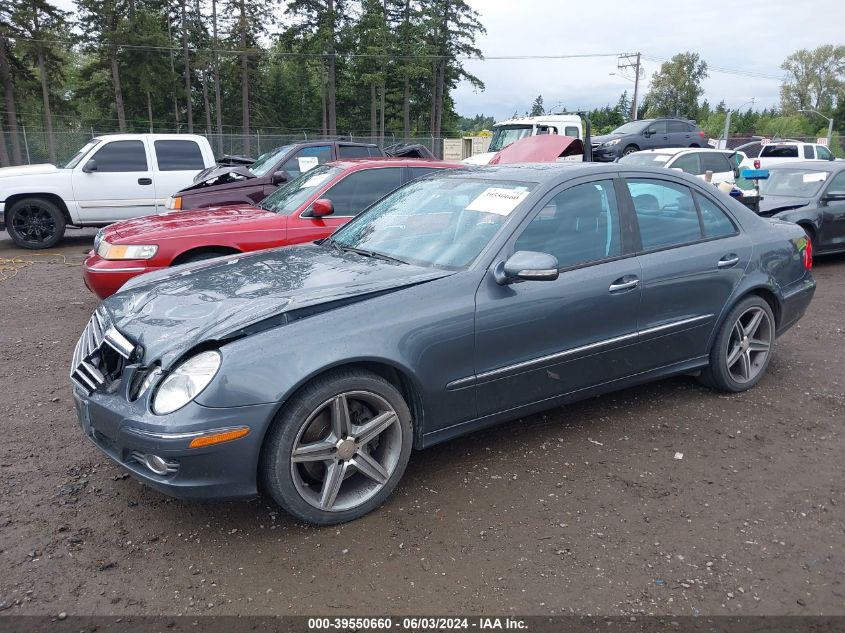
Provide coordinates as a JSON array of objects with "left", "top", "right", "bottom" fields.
[
  {"left": 753, "top": 159, "right": 761, "bottom": 169},
  {"left": 699, "top": 131, "right": 705, "bottom": 139},
  {"left": 803, "top": 236, "right": 813, "bottom": 270}
]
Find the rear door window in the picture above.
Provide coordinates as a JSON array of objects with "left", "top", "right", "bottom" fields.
[
  {"left": 695, "top": 192, "right": 737, "bottom": 238},
  {"left": 318, "top": 168, "right": 403, "bottom": 216},
  {"left": 803, "top": 145, "right": 815, "bottom": 159},
  {"left": 90, "top": 140, "right": 148, "bottom": 172},
  {"left": 338, "top": 145, "right": 371, "bottom": 159},
  {"left": 700, "top": 152, "right": 732, "bottom": 174},
  {"left": 667, "top": 120, "right": 688, "bottom": 133},
  {"left": 626, "top": 178, "right": 702, "bottom": 249},
  {"left": 154, "top": 140, "right": 205, "bottom": 171}
]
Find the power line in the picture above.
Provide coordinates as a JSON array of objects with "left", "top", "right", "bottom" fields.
[{"left": 640, "top": 54, "right": 784, "bottom": 81}]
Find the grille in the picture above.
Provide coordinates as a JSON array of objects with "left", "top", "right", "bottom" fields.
[{"left": 70, "top": 307, "right": 136, "bottom": 394}]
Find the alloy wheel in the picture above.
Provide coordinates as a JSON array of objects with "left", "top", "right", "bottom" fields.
[
  {"left": 11, "top": 203, "right": 57, "bottom": 246},
  {"left": 725, "top": 306, "right": 773, "bottom": 384},
  {"left": 290, "top": 390, "right": 403, "bottom": 512}
]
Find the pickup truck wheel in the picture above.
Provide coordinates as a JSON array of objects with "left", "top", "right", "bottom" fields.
[
  {"left": 622, "top": 145, "right": 639, "bottom": 156},
  {"left": 7, "top": 198, "right": 66, "bottom": 249}
]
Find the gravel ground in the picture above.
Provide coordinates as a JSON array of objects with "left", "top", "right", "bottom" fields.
[{"left": 0, "top": 228, "right": 843, "bottom": 617}]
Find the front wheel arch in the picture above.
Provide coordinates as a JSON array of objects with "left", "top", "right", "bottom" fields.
[{"left": 171, "top": 246, "right": 241, "bottom": 266}]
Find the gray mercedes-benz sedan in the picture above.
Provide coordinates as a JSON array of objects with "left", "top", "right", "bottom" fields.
[{"left": 70, "top": 163, "right": 815, "bottom": 524}]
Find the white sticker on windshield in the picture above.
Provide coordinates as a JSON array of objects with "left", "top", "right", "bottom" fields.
[
  {"left": 303, "top": 172, "right": 330, "bottom": 188},
  {"left": 466, "top": 187, "right": 530, "bottom": 216},
  {"left": 298, "top": 156, "right": 319, "bottom": 172},
  {"left": 802, "top": 172, "right": 828, "bottom": 183},
  {"left": 653, "top": 155, "right": 670, "bottom": 163}
]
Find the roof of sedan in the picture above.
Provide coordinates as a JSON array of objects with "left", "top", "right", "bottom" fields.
[
  {"left": 767, "top": 160, "right": 845, "bottom": 173},
  {"left": 328, "top": 158, "right": 464, "bottom": 170},
  {"left": 445, "top": 162, "right": 622, "bottom": 182}
]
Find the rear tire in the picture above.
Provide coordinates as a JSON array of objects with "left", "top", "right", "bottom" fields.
[
  {"left": 700, "top": 296, "right": 775, "bottom": 393},
  {"left": 7, "top": 197, "right": 66, "bottom": 249},
  {"left": 260, "top": 369, "right": 413, "bottom": 525}
]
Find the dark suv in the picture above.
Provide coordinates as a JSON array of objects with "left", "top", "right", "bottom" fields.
[
  {"left": 168, "top": 141, "right": 384, "bottom": 210},
  {"left": 591, "top": 118, "right": 706, "bottom": 162}
]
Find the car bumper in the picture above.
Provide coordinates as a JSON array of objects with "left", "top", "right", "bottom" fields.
[
  {"left": 776, "top": 274, "right": 816, "bottom": 337},
  {"left": 72, "top": 387, "right": 278, "bottom": 499},
  {"left": 591, "top": 146, "right": 619, "bottom": 162},
  {"left": 83, "top": 252, "right": 164, "bottom": 299}
]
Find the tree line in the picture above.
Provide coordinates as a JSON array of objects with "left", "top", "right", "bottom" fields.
[{"left": 0, "top": 0, "right": 485, "bottom": 165}]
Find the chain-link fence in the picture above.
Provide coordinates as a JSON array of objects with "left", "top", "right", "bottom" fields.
[{"left": 0, "top": 125, "right": 456, "bottom": 166}]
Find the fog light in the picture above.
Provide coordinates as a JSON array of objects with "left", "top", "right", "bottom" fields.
[{"left": 144, "top": 453, "right": 170, "bottom": 476}]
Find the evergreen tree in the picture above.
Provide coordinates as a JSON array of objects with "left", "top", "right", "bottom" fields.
[{"left": 529, "top": 94, "right": 543, "bottom": 116}]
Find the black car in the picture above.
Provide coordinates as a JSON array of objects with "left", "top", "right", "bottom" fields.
[
  {"left": 71, "top": 163, "right": 814, "bottom": 525},
  {"left": 592, "top": 118, "right": 707, "bottom": 161},
  {"left": 758, "top": 161, "right": 845, "bottom": 254}
]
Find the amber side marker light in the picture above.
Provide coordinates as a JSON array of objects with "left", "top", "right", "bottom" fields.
[{"left": 189, "top": 427, "right": 250, "bottom": 448}]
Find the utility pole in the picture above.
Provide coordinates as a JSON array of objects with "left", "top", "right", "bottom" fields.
[{"left": 617, "top": 52, "right": 642, "bottom": 120}]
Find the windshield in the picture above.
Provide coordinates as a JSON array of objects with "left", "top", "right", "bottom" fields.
[
  {"left": 260, "top": 165, "right": 341, "bottom": 213},
  {"left": 610, "top": 121, "right": 648, "bottom": 135},
  {"left": 488, "top": 125, "right": 533, "bottom": 151},
  {"left": 618, "top": 152, "right": 674, "bottom": 166},
  {"left": 759, "top": 169, "right": 829, "bottom": 197},
  {"left": 62, "top": 140, "right": 101, "bottom": 168},
  {"left": 248, "top": 145, "right": 294, "bottom": 176},
  {"left": 329, "top": 176, "right": 535, "bottom": 270}
]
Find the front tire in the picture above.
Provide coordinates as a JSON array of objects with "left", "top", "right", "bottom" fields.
[
  {"left": 260, "top": 369, "right": 413, "bottom": 525},
  {"left": 701, "top": 296, "right": 775, "bottom": 392},
  {"left": 7, "top": 197, "right": 66, "bottom": 249},
  {"left": 622, "top": 144, "right": 639, "bottom": 156}
]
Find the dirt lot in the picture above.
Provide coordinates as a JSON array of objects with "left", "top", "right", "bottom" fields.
[{"left": 0, "top": 228, "right": 843, "bottom": 617}]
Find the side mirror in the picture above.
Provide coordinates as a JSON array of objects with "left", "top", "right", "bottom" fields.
[
  {"left": 309, "top": 198, "right": 334, "bottom": 218},
  {"left": 828, "top": 153, "right": 836, "bottom": 161},
  {"left": 494, "top": 251, "right": 559, "bottom": 285},
  {"left": 822, "top": 192, "right": 845, "bottom": 202},
  {"left": 82, "top": 159, "right": 98, "bottom": 173},
  {"left": 271, "top": 170, "right": 289, "bottom": 185},
  {"left": 643, "top": 130, "right": 652, "bottom": 137}
]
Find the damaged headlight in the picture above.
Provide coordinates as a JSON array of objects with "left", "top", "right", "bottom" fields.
[
  {"left": 97, "top": 240, "right": 158, "bottom": 260},
  {"left": 152, "top": 351, "right": 221, "bottom": 415}
]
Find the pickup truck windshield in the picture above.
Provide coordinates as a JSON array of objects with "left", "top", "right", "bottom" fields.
[
  {"left": 260, "top": 165, "right": 342, "bottom": 214},
  {"left": 488, "top": 125, "right": 533, "bottom": 152},
  {"left": 249, "top": 145, "right": 294, "bottom": 177},
  {"left": 62, "top": 140, "right": 101, "bottom": 168}
]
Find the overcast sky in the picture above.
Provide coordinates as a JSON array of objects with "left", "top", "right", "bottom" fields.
[{"left": 455, "top": 0, "right": 844, "bottom": 120}]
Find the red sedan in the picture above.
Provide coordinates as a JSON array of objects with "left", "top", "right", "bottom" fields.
[{"left": 84, "top": 159, "right": 458, "bottom": 298}]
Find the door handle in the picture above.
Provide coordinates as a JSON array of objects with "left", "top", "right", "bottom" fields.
[
  {"left": 138, "top": 177, "right": 152, "bottom": 185},
  {"left": 717, "top": 254, "right": 740, "bottom": 269},
  {"left": 609, "top": 276, "right": 639, "bottom": 292}
]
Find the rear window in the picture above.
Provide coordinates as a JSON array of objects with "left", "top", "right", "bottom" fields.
[
  {"left": 761, "top": 145, "right": 799, "bottom": 158},
  {"left": 700, "top": 152, "right": 732, "bottom": 173},
  {"left": 154, "top": 140, "right": 205, "bottom": 171},
  {"left": 338, "top": 145, "right": 371, "bottom": 159}
]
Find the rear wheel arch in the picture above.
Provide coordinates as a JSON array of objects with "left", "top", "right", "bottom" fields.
[
  {"left": 171, "top": 246, "right": 241, "bottom": 265},
  {"left": 796, "top": 222, "right": 816, "bottom": 244}
]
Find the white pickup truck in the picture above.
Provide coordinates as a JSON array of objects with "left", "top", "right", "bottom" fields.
[{"left": 0, "top": 134, "right": 216, "bottom": 248}]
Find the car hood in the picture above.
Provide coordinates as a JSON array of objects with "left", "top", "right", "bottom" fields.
[
  {"left": 0, "top": 163, "right": 62, "bottom": 178},
  {"left": 102, "top": 244, "right": 452, "bottom": 367},
  {"left": 489, "top": 135, "right": 583, "bottom": 163},
  {"left": 106, "top": 205, "right": 275, "bottom": 241},
  {"left": 182, "top": 165, "right": 256, "bottom": 191},
  {"left": 758, "top": 195, "right": 812, "bottom": 216}
]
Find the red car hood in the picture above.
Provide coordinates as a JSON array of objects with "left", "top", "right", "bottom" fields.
[
  {"left": 489, "top": 135, "right": 584, "bottom": 164},
  {"left": 106, "top": 205, "right": 279, "bottom": 242}
]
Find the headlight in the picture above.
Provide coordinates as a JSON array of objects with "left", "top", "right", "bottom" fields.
[
  {"left": 167, "top": 196, "right": 182, "bottom": 210},
  {"left": 602, "top": 139, "right": 621, "bottom": 147},
  {"left": 97, "top": 240, "right": 158, "bottom": 260},
  {"left": 152, "top": 351, "right": 221, "bottom": 415}
]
